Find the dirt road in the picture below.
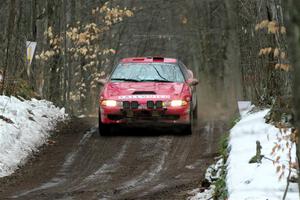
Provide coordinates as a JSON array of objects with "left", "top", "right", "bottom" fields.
[{"left": 0, "top": 118, "right": 226, "bottom": 200}]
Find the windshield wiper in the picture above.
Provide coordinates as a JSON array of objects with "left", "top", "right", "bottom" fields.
[
  {"left": 141, "top": 79, "right": 173, "bottom": 83},
  {"left": 150, "top": 65, "right": 169, "bottom": 81},
  {"left": 111, "top": 78, "right": 141, "bottom": 82}
]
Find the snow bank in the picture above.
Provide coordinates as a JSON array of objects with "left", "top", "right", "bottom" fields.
[
  {"left": 227, "top": 108, "right": 299, "bottom": 200},
  {"left": 0, "top": 96, "right": 66, "bottom": 177}
]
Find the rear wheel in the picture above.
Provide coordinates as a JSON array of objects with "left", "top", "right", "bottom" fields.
[{"left": 98, "top": 110, "right": 111, "bottom": 136}]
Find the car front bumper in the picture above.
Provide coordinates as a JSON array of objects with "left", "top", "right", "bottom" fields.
[{"left": 100, "top": 105, "right": 191, "bottom": 125}]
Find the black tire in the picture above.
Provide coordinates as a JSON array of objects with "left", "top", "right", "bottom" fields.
[
  {"left": 98, "top": 110, "right": 111, "bottom": 136},
  {"left": 182, "top": 123, "right": 192, "bottom": 135},
  {"left": 181, "top": 102, "right": 194, "bottom": 135},
  {"left": 193, "top": 102, "right": 198, "bottom": 120}
]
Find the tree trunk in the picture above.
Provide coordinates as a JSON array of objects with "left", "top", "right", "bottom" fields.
[
  {"left": 285, "top": 0, "right": 300, "bottom": 194},
  {"left": 47, "top": 0, "right": 62, "bottom": 103},
  {"left": 2, "top": 0, "right": 16, "bottom": 93}
]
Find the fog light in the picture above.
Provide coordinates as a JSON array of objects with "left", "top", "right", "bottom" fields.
[
  {"left": 156, "top": 101, "right": 163, "bottom": 108},
  {"left": 131, "top": 101, "right": 139, "bottom": 109},
  {"left": 147, "top": 101, "right": 155, "bottom": 109},
  {"left": 123, "top": 101, "right": 130, "bottom": 109}
]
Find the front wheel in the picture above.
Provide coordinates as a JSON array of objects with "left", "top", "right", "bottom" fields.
[
  {"left": 98, "top": 110, "right": 111, "bottom": 136},
  {"left": 181, "top": 123, "right": 192, "bottom": 135},
  {"left": 193, "top": 102, "right": 198, "bottom": 120},
  {"left": 180, "top": 103, "right": 194, "bottom": 135}
]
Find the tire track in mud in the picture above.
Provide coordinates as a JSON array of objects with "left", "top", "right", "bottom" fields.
[
  {"left": 125, "top": 121, "right": 225, "bottom": 200},
  {"left": 11, "top": 128, "right": 96, "bottom": 198},
  {"left": 125, "top": 136, "right": 188, "bottom": 199},
  {"left": 73, "top": 139, "right": 130, "bottom": 191},
  {"left": 111, "top": 137, "right": 172, "bottom": 197}
]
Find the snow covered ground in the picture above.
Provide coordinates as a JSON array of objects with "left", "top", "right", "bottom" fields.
[
  {"left": 0, "top": 96, "right": 66, "bottom": 178},
  {"left": 227, "top": 107, "right": 299, "bottom": 200}
]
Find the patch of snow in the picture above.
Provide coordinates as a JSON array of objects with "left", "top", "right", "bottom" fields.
[
  {"left": 185, "top": 165, "right": 195, "bottom": 170},
  {"left": 187, "top": 186, "right": 215, "bottom": 200},
  {"left": 0, "top": 96, "right": 66, "bottom": 177},
  {"left": 227, "top": 108, "right": 299, "bottom": 200},
  {"left": 238, "top": 101, "right": 252, "bottom": 116},
  {"left": 187, "top": 158, "right": 224, "bottom": 200}
]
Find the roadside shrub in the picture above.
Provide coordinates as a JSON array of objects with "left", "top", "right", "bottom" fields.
[
  {"left": 213, "top": 171, "right": 227, "bottom": 200},
  {"left": 213, "top": 133, "right": 229, "bottom": 200},
  {"left": 219, "top": 133, "right": 229, "bottom": 161},
  {"left": 213, "top": 115, "right": 240, "bottom": 200},
  {"left": 4, "top": 79, "right": 36, "bottom": 99}
]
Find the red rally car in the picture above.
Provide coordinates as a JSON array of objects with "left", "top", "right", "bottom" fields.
[{"left": 98, "top": 57, "right": 199, "bottom": 135}]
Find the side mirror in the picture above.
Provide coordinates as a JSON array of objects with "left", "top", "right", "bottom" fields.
[
  {"left": 97, "top": 78, "right": 107, "bottom": 85},
  {"left": 187, "top": 78, "right": 199, "bottom": 86},
  {"left": 187, "top": 69, "right": 194, "bottom": 79}
]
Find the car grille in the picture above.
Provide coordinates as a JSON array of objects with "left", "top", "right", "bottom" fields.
[
  {"left": 122, "top": 100, "right": 164, "bottom": 109},
  {"left": 107, "top": 112, "right": 180, "bottom": 121}
]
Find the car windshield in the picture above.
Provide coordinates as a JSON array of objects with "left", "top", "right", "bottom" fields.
[{"left": 110, "top": 63, "right": 185, "bottom": 83}]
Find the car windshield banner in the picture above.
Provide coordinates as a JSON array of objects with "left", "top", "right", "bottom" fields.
[{"left": 118, "top": 95, "right": 170, "bottom": 100}]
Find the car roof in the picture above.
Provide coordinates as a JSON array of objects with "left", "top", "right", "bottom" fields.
[{"left": 120, "top": 57, "right": 178, "bottom": 63}]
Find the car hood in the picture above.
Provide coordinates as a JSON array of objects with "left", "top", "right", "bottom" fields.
[{"left": 102, "top": 82, "right": 188, "bottom": 99}]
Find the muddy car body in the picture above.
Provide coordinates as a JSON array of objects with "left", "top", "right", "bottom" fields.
[{"left": 98, "top": 57, "right": 198, "bottom": 135}]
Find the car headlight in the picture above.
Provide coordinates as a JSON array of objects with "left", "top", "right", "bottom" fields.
[
  {"left": 101, "top": 100, "right": 117, "bottom": 107},
  {"left": 170, "top": 100, "right": 187, "bottom": 107}
]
